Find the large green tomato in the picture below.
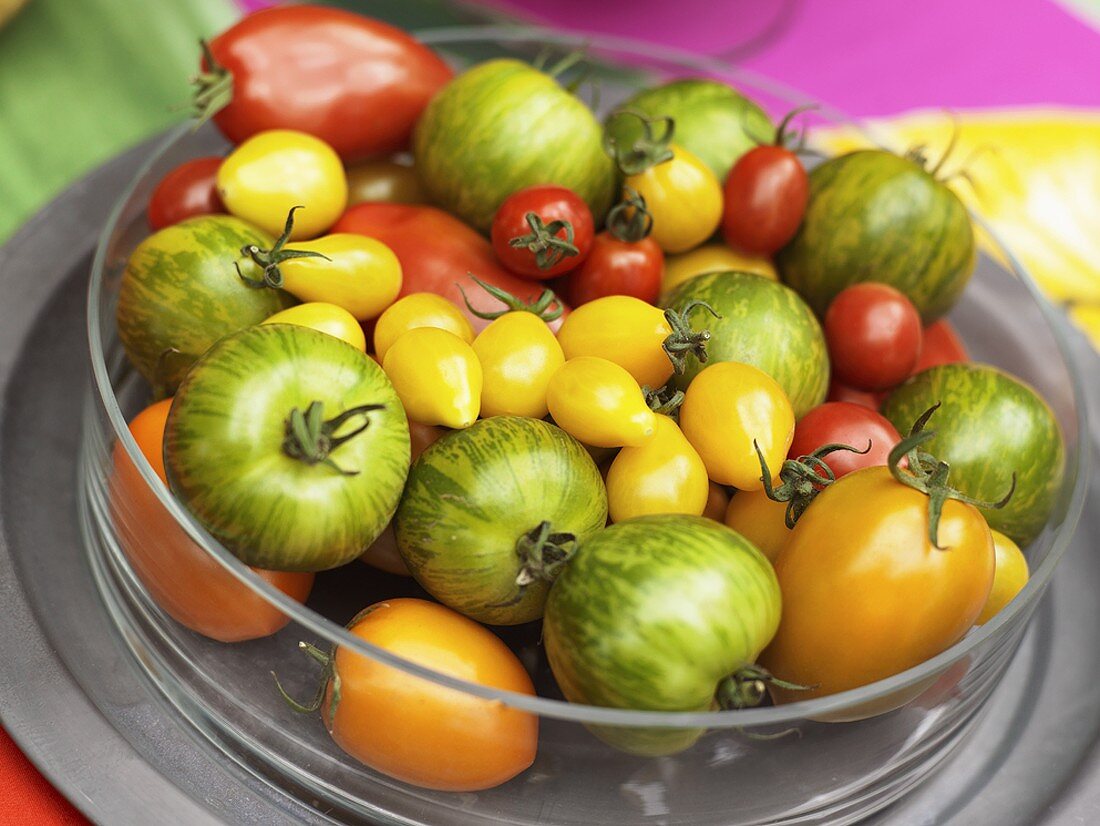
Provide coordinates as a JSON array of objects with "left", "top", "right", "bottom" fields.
[
  {"left": 395, "top": 416, "right": 607, "bottom": 625},
  {"left": 164, "top": 324, "right": 410, "bottom": 571},
  {"left": 544, "top": 515, "right": 781, "bottom": 755}
]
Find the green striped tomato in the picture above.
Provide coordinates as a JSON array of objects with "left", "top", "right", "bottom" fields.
[
  {"left": 395, "top": 416, "right": 607, "bottom": 626},
  {"left": 882, "top": 363, "right": 1065, "bottom": 545},
  {"left": 412, "top": 59, "right": 617, "bottom": 232},
  {"left": 164, "top": 324, "right": 410, "bottom": 571},
  {"left": 777, "top": 150, "right": 975, "bottom": 321},
  {"left": 544, "top": 515, "right": 781, "bottom": 755},
  {"left": 662, "top": 271, "right": 829, "bottom": 418},
  {"left": 117, "top": 215, "right": 293, "bottom": 392}
]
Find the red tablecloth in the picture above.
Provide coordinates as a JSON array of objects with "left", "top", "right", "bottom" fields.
[{"left": 0, "top": 728, "right": 87, "bottom": 824}]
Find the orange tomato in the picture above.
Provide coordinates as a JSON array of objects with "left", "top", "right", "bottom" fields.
[
  {"left": 703, "top": 482, "right": 730, "bottom": 522},
  {"left": 723, "top": 490, "right": 792, "bottom": 562}
]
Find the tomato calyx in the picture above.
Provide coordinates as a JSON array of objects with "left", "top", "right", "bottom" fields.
[
  {"left": 603, "top": 110, "right": 675, "bottom": 176},
  {"left": 191, "top": 39, "right": 234, "bottom": 127},
  {"left": 282, "top": 400, "right": 386, "bottom": 476},
  {"left": 643, "top": 384, "right": 685, "bottom": 417},
  {"left": 237, "top": 206, "right": 330, "bottom": 289},
  {"left": 272, "top": 640, "right": 341, "bottom": 731},
  {"left": 459, "top": 274, "right": 565, "bottom": 322},
  {"left": 715, "top": 664, "right": 811, "bottom": 710},
  {"left": 493, "top": 521, "right": 578, "bottom": 608},
  {"left": 605, "top": 187, "right": 653, "bottom": 243},
  {"left": 662, "top": 300, "right": 720, "bottom": 375},
  {"left": 509, "top": 211, "right": 580, "bottom": 271},
  {"left": 756, "top": 440, "right": 872, "bottom": 528},
  {"left": 767, "top": 103, "right": 817, "bottom": 152},
  {"left": 889, "top": 403, "right": 1016, "bottom": 549}
]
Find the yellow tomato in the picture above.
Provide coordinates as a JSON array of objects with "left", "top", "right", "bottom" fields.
[
  {"left": 346, "top": 159, "right": 426, "bottom": 205},
  {"left": 626, "top": 145, "right": 723, "bottom": 254},
  {"left": 261, "top": 303, "right": 366, "bottom": 351},
  {"left": 546, "top": 357, "right": 656, "bottom": 448},
  {"left": 679, "top": 361, "right": 795, "bottom": 489},
  {"left": 472, "top": 312, "right": 564, "bottom": 419},
  {"left": 556, "top": 296, "right": 674, "bottom": 388},
  {"left": 703, "top": 481, "right": 730, "bottom": 522},
  {"left": 217, "top": 129, "right": 347, "bottom": 240},
  {"left": 724, "top": 490, "right": 792, "bottom": 562},
  {"left": 661, "top": 243, "right": 777, "bottom": 303},
  {"left": 383, "top": 328, "right": 482, "bottom": 428},
  {"left": 977, "top": 530, "right": 1030, "bottom": 624},
  {"left": 605, "top": 415, "right": 708, "bottom": 522},
  {"left": 374, "top": 293, "right": 475, "bottom": 361}
]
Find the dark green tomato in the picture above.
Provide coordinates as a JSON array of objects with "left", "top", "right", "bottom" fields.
[
  {"left": 544, "top": 515, "right": 781, "bottom": 755},
  {"left": 776, "top": 150, "right": 975, "bottom": 322},
  {"left": 117, "top": 215, "right": 293, "bottom": 393},
  {"left": 605, "top": 78, "right": 772, "bottom": 181},
  {"left": 882, "top": 363, "right": 1065, "bottom": 545},
  {"left": 395, "top": 416, "right": 607, "bottom": 625},
  {"left": 412, "top": 58, "right": 616, "bottom": 232},
  {"left": 663, "top": 271, "right": 829, "bottom": 418},
  {"left": 164, "top": 324, "right": 410, "bottom": 572}
]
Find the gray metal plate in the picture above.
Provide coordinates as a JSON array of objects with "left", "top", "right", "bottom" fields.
[{"left": 0, "top": 138, "right": 1097, "bottom": 826}]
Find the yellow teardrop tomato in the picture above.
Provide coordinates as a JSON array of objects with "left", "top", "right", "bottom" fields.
[
  {"left": 724, "top": 489, "right": 792, "bottom": 562},
  {"left": 217, "top": 130, "right": 348, "bottom": 240},
  {"left": 976, "top": 530, "right": 1029, "bottom": 624},
  {"left": 346, "top": 159, "right": 427, "bottom": 205},
  {"left": 374, "top": 293, "right": 475, "bottom": 362},
  {"left": 383, "top": 328, "right": 482, "bottom": 428},
  {"left": 626, "top": 145, "right": 723, "bottom": 254},
  {"left": 556, "top": 296, "right": 674, "bottom": 388},
  {"left": 472, "top": 312, "right": 564, "bottom": 419},
  {"left": 703, "top": 481, "right": 730, "bottom": 522},
  {"left": 661, "top": 243, "right": 777, "bottom": 303},
  {"left": 605, "top": 415, "right": 708, "bottom": 522},
  {"left": 546, "top": 357, "right": 656, "bottom": 448},
  {"left": 261, "top": 303, "right": 366, "bottom": 351},
  {"left": 275, "top": 234, "right": 401, "bottom": 321},
  {"left": 679, "top": 361, "right": 795, "bottom": 489}
]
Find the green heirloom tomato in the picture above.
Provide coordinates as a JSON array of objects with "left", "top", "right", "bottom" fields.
[
  {"left": 395, "top": 416, "right": 607, "bottom": 625},
  {"left": 882, "top": 363, "right": 1065, "bottom": 545},
  {"left": 412, "top": 58, "right": 617, "bottom": 232},
  {"left": 164, "top": 324, "right": 410, "bottom": 571},
  {"left": 117, "top": 215, "right": 294, "bottom": 393},
  {"left": 544, "top": 515, "right": 781, "bottom": 756},
  {"left": 663, "top": 271, "right": 829, "bottom": 418}
]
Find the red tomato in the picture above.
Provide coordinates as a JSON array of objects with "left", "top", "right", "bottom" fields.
[
  {"left": 491, "top": 186, "right": 594, "bottom": 279},
  {"left": 567, "top": 233, "right": 664, "bottom": 305},
  {"left": 826, "top": 379, "right": 885, "bottom": 411},
  {"left": 333, "top": 203, "right": 570, "bottom": 332},
  {"left": 721, "top": 145, "right": 808, "bottom": 254},
  {"left": 788, "top": 402, "right": 901, "bottom": 479},
  {"left": 199, "top": 6, "right": 452, "bottom": 161},
  {"left": 147, "top": 157, "right": 224, "bottom": 230},
  {"left": 915, "top": 319, "right": 968, "bottom": 373},
  {"left": 824, "top": 283, "right": 923, "bottom": 390}
]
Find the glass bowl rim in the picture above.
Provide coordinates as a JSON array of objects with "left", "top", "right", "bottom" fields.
[{"left": 86, "top": 23, "right": 1091, "bottom": 729}]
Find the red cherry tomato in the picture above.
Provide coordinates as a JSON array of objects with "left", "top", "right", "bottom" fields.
[
  {"left": 824, "top": 283, "right": 923, "bottom": 390},
  {"left": 490, "top": 186, "right": 594, "bottom": 279},
  {"left": 914, "top": 319, "right": 968, "bottom": 373},
  {"left": 200, "top": 6, "right": 452, "bottom": 161},
  {"left": 147, "top": 157, "right": 224, "bottom": 230},
  {"left": 567, "top": 233, "right": 664, "bottom": 305},
  {"left": 788, "top": 402, "right": 901, "bottom": 479},
  {"left": 721, "top": 145, "right": 809, "bottom": 254},
  {"left": 826, "top": 379, "right": 885, "bottom": 411}
]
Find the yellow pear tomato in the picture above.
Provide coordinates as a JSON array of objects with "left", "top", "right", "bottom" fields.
[
  {"left": 679, "top": 361, "right": 795, "bottom": 489},
  {"left": 472, "top": 312, "right": 564, "bottom": 419},
  {"left": 976, "top": 530, "right": 1030, "bottom": 624},
  {"left": 625, "top": 145, "right": 723, "bottom": 254},
  {"left": 383, "top": 328, "right": 482, "bottom": 428},
  {"left": 217, "top": 129, "right": 347, "bottom": 240},
  {"left": 661, "top": 243, "right": 777, "bottom": 303},
  {"left": 261, "top": 303, "right": 366, "bottom": 351},
  {"left": 277, "top": 234, "right": 400, "bottom": 321},
  {"left": 605, "top": 415, "right": 708, "bottom": 522},
  {"left": 724, "top": 489, "right": 792, "bottom": 562},
  {"left": 546, "top": 357, "right": 656, "bottom": 448},
  {"left": 346, "top": 159, "right": 426, "bottom": 206},
  {"left": 374, "top": 293, "right": 475, "bottom": 362}
]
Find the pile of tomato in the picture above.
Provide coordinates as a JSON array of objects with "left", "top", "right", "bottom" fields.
[{"left": 108, "top": 4, "right": 1066, "bottom": 791}]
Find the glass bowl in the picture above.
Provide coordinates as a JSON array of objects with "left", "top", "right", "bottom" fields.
[{"left": 80, "top": 26, "right": 1089, "bottom": 826}]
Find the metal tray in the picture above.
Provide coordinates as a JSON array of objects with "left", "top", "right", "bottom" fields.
[{"left": 0, "top": 138, "right": 1098, "bottom": 826}]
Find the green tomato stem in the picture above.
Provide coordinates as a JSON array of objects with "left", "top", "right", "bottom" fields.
[
  {"left": 281, "top": 400, "right": 385, "bottom": 476},
  {"left": 605, "top": 186, "right": 654, "bottom": 243},
  {"left": 508, "top": 211, "right": 579, "bottom": 271},
  {"left": 191, "top": 39, "right": 233, "bottom": 127},
  {"left": 458, "top": 273, "right": 564, "bottom": 322},
  {"left": 236, "top": 206, "right": 330, "bottom": 289},
  {"left": 603, "top": 110, "right": 675, "bottom": 176},
  {"left": 756, "top": 439, "right": 871, "bottom": 528},
  {"left": 662, "top": 300, "right": 721, "bottom": 375}
]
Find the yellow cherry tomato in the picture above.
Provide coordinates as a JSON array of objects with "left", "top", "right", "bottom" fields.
[
  {"left": 703, "top": 481, "right": 730, "bottom": 522},
  {"left": 661, "top": 243, "right": 777, "bottom": 303},
  {"left": 605, "top": 415, "right": 708, "bottom": 522},
  {"left": 472, "top": 312, "right": 565, "bottom": 419},
  {"left": 383, "top": 328, "right": 482, "bottom": 428},
  {"left": 546, "top": 357, "right": 656, "bottom": 448},
  {"left": 217, "top": 129, "right": 347, "bottom": 240},
  {"left": 261, "top": 303, "right": 366, "bottom": 351},
  {"left": 556, "top": 296, "right": 674, "bottom": 388},
  {"left": 626, "top": 145, "right": 723, "bottom": 254},
  {"left": 679, "top": 361, "right": 795, "bottom": 489},
  {"left": 977, "top": 530, "right": 1030, "bottom": 624},
  {"left": 724, "top": 489, "right": 792, "bottom": 562},
  {"left": 374, "top": 293, "right": 475, "bottom": 362},
  {"left": 346, "top": 159, "right": 427, "bottom": 205}
]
